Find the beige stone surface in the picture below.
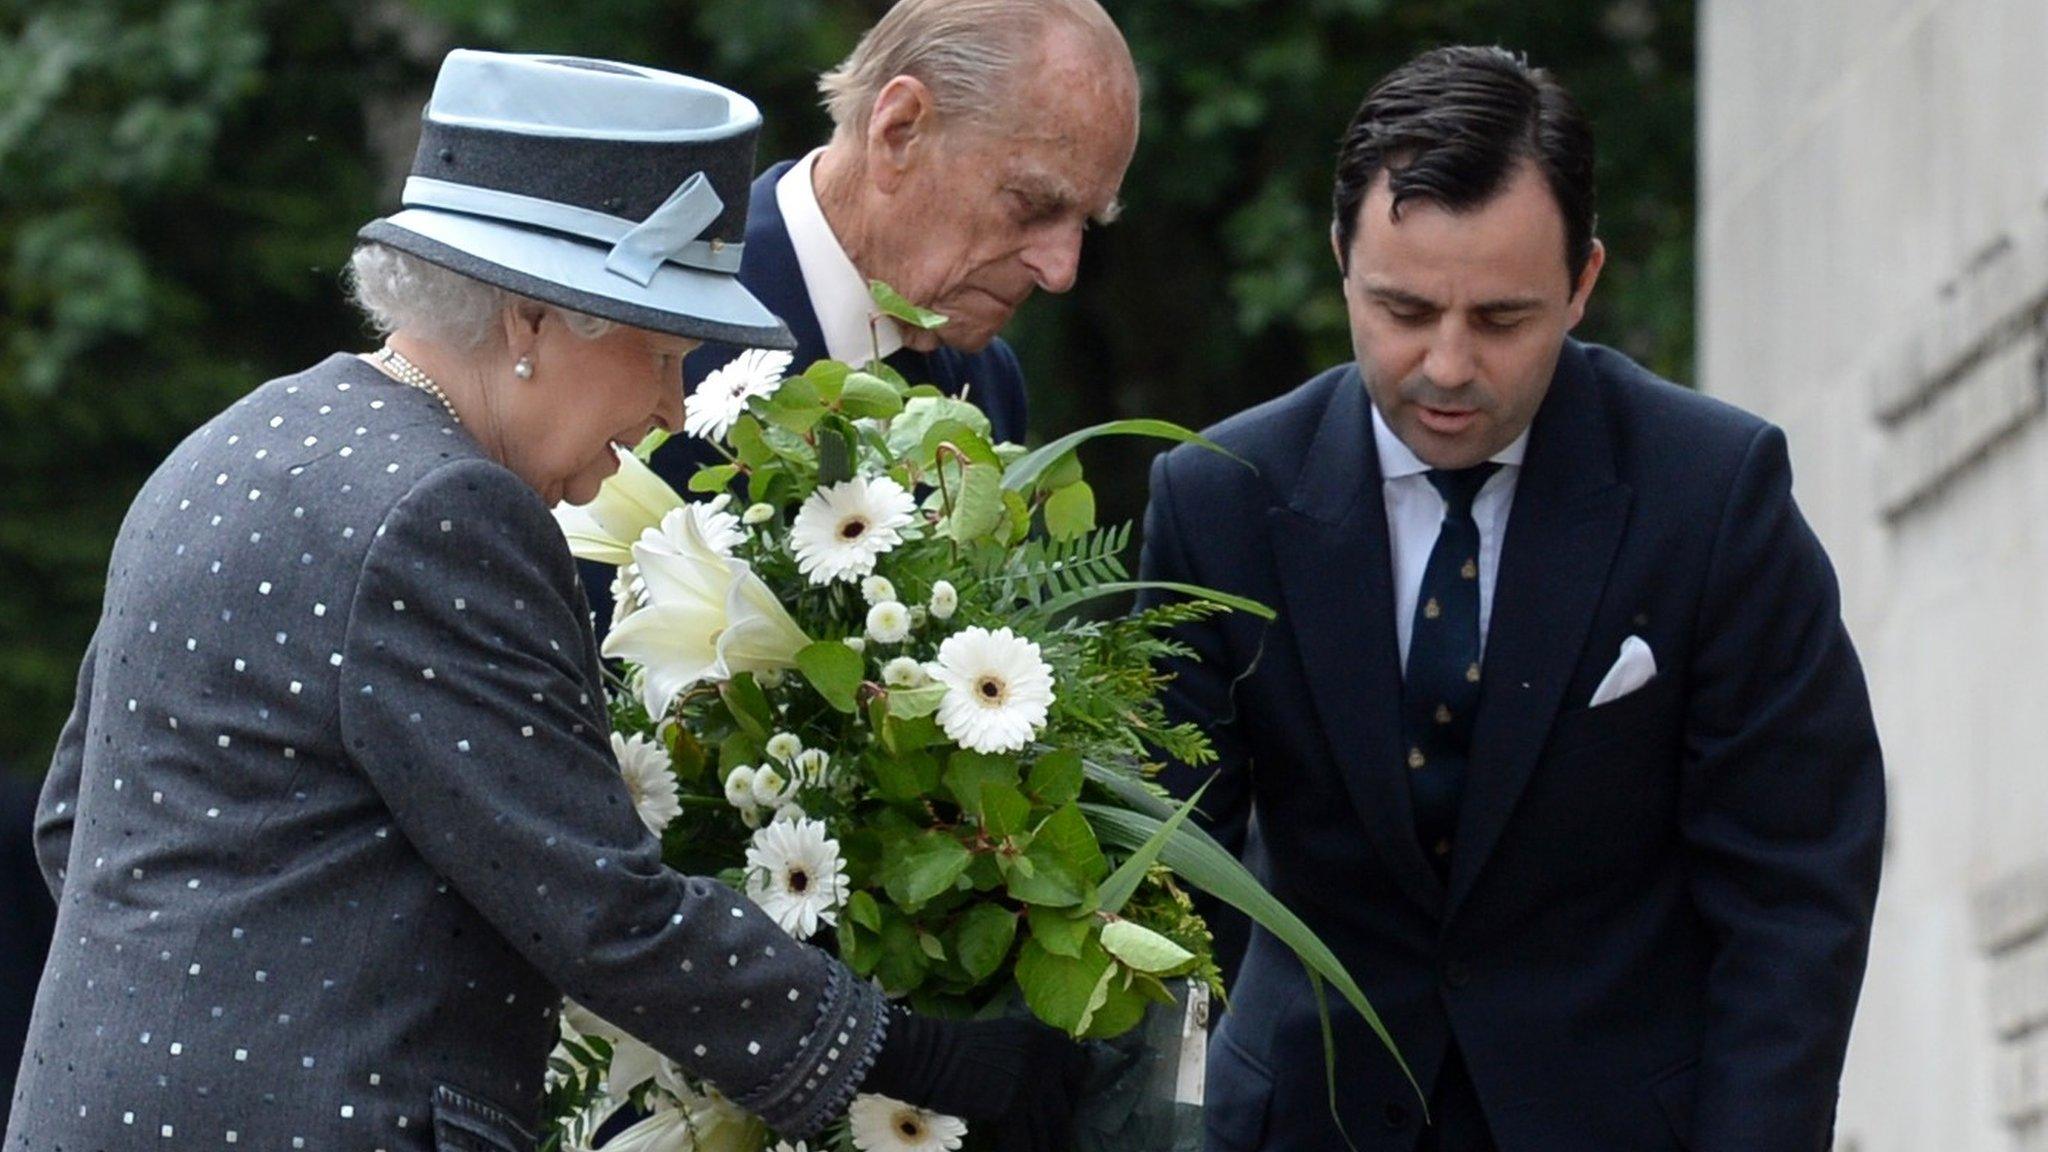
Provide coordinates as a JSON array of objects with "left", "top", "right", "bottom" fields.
[{"left": 1700, "top": 1, "right": 2048, "bottom": 1148}]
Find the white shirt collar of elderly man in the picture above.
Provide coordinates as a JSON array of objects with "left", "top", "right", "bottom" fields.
[{"left": 777, "top": 148, "right": 908, "bottom": 366}]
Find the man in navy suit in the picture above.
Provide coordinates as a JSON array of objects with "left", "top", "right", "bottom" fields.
[{"left": 1139, "top": 47, "right": 1884, "bottom": 1152}]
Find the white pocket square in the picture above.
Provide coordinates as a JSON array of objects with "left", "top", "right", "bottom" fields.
[{"left": 1588, "top": 635, "right": 1657, "bottom": 708}]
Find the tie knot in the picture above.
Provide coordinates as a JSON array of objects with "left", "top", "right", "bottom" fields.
[{"left": 1425, "top": 462, "right": 1502, "bottom": 518}]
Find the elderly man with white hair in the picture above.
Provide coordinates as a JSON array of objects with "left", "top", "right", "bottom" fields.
[{"left": 608, "top": 0, "right": 1143, "bottom": 634}]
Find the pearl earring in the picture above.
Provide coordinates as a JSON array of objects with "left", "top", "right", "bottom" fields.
[{"left": 514, "top": 357, "right": 534, "bottom": 380}]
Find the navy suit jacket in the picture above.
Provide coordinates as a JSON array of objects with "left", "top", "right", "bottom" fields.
[
  {"left": 583, "top": 160, "right": 1031, "bottom": 634},
  {"left": 1138, "top": 341, "right": 1883, "bottom": 1152}
]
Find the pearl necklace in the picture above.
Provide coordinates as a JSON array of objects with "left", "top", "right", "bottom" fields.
[{"left": 376, "top": 346, "right": 462, "bottom": 426}]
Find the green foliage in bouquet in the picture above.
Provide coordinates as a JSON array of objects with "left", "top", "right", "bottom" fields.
[{"left": 545, "top": 286, "right": 1408, "bottom": 1149}]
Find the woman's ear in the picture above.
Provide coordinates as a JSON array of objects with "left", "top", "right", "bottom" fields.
[{"left": 500, "top": 298, "right": 548, "bottom": 359}]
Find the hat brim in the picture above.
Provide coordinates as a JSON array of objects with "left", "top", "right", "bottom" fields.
[{"left": 359, "top": 210, "right": 795, "bottom": 351}]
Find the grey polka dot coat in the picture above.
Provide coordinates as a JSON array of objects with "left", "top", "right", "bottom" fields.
[{"left": 7, "top": 356, "right": 885, "bottom": 1151}]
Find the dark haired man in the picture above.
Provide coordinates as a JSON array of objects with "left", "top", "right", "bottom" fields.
[{"left": 1139, "top": 46, "right": 1883, "bottom": 1152}]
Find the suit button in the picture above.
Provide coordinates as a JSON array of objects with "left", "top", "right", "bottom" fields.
[
  {"left": 1443, "top": 960, "right": 1473, "bottom": 989},
  {"left": 1383, "top": 1102, "right": 1411, "bottom": 1130}
]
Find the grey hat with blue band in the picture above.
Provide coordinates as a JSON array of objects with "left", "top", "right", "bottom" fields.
[{"left": 359, "top": 50, "right": 795, "bottom": 351}]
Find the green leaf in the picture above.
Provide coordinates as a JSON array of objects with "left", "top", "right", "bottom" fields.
[
  {"left": 870, "top": 749, "right": 942, "bottom": 804},
  {"left": 920, "top": 419, "right": 1002, "bottom": 471},
  {"left": 869, "top": 279, "right": 949, "bottom": 330},
  {"left": 728, "top": 415, "right": 775, "bottom": 469},
  {"left": 760, "top": 381, "right": 828, "bottom": 435},
  {"left": 837, "top": 371, "right": 905, "bottom": 420},
  {"left": 1003, "top": 837, "right": 1087, "bottom": 908},
  {"left": 1032, "top": 803, "right": 1108, "bottom": 884},
  {"left": 1097, "top": 781, "right": 1207, "bottom": 915},
  {"left": 979, "top": 782, "right": 1032, "bottom": 839},
  {"left": 888, "top": 399, "right": 993, "bottom": 462},
  {"left": 801, "top": 359, "right": 853, "bottom": 403},
  {"left": 882, "top": 831, "right": 974, "bottom": 909},
  {"left": 951, "top": 902, "right": 1019, "bottom": 983},
  {"left": 1099, "top": 919, "right": 1197, "bottom": 974},
  {"left": 876, "top": 914, "right": 931, "bottom": 991},
  {"left": 918, "top": 931, "right": 947, "bottom": 962},
  {"left": 632, "top": 427, "right": 672, "bottom": 462},
  {"left": 943, "top": 751, "right": 1019, "bottom": 818},
  {"left": 816, "top": 417, "right": 857, "bottom": 487},
  {"left": 1027, "top": 906, "right": 1093, "bottom": 959},
  {"left": 797, "top": 640, "right": 865, "bottom": 713},
  {"left": 686, "top": 463, "right": 741, "bottom": 494},
  {"left": 1042, "top": 480, "right": 1097, "bottom": 539},
  {"left": 1027, "top": 749, "right": 1085, "bottom": 809},
  {"left": 1039, "top": 450, "right": 1084, "bottom": 491},
  {"left": 881, "top": 713, "right": 946, "bottom": 756},
  {"left": 942, "top": 461, "right": 1005, "bottom": 542},
  {"left": 847, "top": 890, "right": 883, "bottom": 933},
  {"left": 718, "top": 674, "right": 774, "bottom": 742},
  {"left": 1014, "top": 938, "right": 1112, "bottom": 1035},
  {"left": 1002, "top": 420, "right": 1248, "bottom": 493},
  {"left": 884, "top": 684, "right": 948, "bottom": 719},
  {"left": 1042, "top": 579, "right": 1278, "bottom": 621}
]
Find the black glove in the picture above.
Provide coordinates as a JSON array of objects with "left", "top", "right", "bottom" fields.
[{"left": 861, "top": 1004, "right": 1091, "bottom": 1152}]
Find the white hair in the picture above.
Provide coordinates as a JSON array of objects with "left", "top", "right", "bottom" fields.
[
  {"left": 817, "top": 0, "right": 1129, "bottom": 140},
  {"left": 345, "top": 243, "right": 615, "bottom": 348}
]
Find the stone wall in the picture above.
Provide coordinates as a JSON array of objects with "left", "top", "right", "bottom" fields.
[{"left": 1699, "top": 2, "right": 2048, "bottom": 1149}]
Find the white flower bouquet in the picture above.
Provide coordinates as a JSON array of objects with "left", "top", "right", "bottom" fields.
[{"left": 545, "top": 288, "right": 1406, "bottom": 1152}]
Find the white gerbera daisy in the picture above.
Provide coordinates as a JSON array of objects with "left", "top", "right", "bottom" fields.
[
  {"left": 789, "top": 475, "right": 917, "bottom": 585},
  {"left": 743, "top": 818, "right": 849, "bottom": 940},
  {"left": 861, "top": 575, "right": 898, "bottom": 605},
  {"left": 881, "top": 656, "right": 928, "bottom": 689},
  {"left": 611, "top": 732, "right": 682, "bottom": 836},
  {"left": 685, "top": 347, "right": 792, "bottom": 442},
  {"left": 866, "top": 600, "right": 912, "bottom": 644},
  {"left": 843, "top": 636, "right": 868, "bottom": 654},
  {"left": 928, "top": 627, "right": 1055, "bottom": 754},
  {"left": 848, "top": 1094, "right": 967, "bottom": 1152},
  {"left": 764, "top": 732, "right": 804, "bottom": 764},
  {"left": 927, "top": 580, "right": 958, "bottom": 620}
]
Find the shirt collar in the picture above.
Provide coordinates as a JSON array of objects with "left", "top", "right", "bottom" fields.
[
  {"left": 775, "top": 149, "right": 905, "bottom": 365},
  {"left": 1369, "top": 393, "right": 1530, "bottom": 481}
]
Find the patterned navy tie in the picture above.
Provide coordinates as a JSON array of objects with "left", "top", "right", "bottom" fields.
[{"left": 1404, "top": 462, "right": 1501, "bottom": 877}]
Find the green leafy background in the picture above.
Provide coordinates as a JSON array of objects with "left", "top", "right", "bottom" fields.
[{"left": 0, "top": 0, "right": 1693, "bottom": 770}]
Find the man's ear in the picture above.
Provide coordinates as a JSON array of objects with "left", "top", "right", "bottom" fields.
[
  {"left": 866, "top": 74, "right": 938, "bottom": 195},
  {"left": 1566, "top": 238, "right": 1606, "bottom": 329}
]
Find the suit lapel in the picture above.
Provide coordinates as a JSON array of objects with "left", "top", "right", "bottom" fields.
[
  {"left": 1446, "top": 343, "right": 1633, "bottom": 917},
  {"left": 738, "top": 161, "right": 829, "bottom": 368},
  {"left": 1270, "top": 371, "right": 1444, "bottom": 917}
]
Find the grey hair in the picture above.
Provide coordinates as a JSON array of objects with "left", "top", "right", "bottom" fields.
[
  {"left": 817, "top": 0, "right": 1128, "bottom": 140},
  {"left": 345, "top": 243, "right": 616, "bottom": 348}
]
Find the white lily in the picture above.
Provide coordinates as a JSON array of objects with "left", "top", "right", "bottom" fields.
[
  {"left": 602, "top": 506, "right": 810, "bottom": 718},
  {"left": 553, "top": 445, "right": 687, "bottom": 565}
]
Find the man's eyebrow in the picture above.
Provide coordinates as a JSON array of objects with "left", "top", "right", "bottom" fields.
[
  {"left": 1473, "top": 296, "right": 1545, "bottom": 313},
  {"left": 1364, "top": 285, "right": 1439, "bottom": 310}
]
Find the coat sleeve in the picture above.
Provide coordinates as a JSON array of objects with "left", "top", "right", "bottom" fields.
[
  {"left": 1135, "top": 450, "right": 1256, "bottom": 981},
  {"left": 1681, "top": 425, "right": 1885, "bottom": 1151},
  {"left": 337, "top": 459, "right": 884, "bottom": 1140},
  {"left": 35, "top": 627, "right": 99, "bottom": 900}
]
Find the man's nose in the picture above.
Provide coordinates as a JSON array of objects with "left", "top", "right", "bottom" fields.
[
  {"left": 1421, "top": 323, "right": 1478, "bottom": 390},
  {"left": 1022, "top": 223, "right": 1085, "bottom": 295}
]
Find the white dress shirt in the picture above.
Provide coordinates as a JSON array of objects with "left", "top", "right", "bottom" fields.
[
  {"left": 775, "top": 149, "right": 905, "bottom": 365},
  {"left": 1373, "top": 402, "right": 1529, "bottom": 671}
]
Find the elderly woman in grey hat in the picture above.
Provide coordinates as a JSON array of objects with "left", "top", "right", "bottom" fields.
[{"left": 9, "top": 51, "right": 1085, "bottom": 1152}]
